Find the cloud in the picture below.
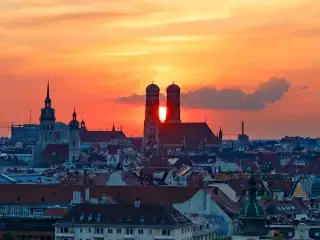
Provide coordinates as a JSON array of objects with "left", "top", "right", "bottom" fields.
[
  {"left": 115, "top": 77, "right": 291, "bottom": 111},
  {"left": 2, "top": 0, "right": 177, "bottom": 28}
]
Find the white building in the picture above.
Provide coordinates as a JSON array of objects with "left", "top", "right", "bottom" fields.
[{"left": 54, "top": 201, "right": 193, "bottom": 240}]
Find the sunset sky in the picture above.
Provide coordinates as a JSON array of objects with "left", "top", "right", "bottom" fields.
[{"left": 1, "top": 0, "right": 320, "bottom": 139}]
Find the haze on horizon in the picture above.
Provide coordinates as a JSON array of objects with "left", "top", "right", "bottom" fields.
[{"left": 0, "top": 0, "right": 320, "bottom": 139}]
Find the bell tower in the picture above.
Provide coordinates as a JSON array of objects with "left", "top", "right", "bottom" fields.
[
  {"left": 39, "top": 80, "right": 56, "bottom": 149},
  {"left": 165, "top": 83, "right": 181, "bottom": 123},
  {"left": 143, "top": 83, "right": 160, "bottom": 151},
  {"left": 68, "top": 108, "right": 80, "bottom": 164}
]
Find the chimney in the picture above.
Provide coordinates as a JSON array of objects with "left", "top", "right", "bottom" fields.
[
  {"left": 101, "top": 194, "right": 107, "bottom": 203},
  {"left": 85, "top": 187, "right": 90, "bottom": 201},
  {"left": 134, "top": 199, "right": 140, "bottom": 208},
  {"left": 72, "top": 190, "right": 81, "bottom": 204},
  {"left": 72, "top": 191, "right": 76, "bottom": 203},
  {"left": 242, "top": 121, "right": 244, "bottom": 135}
]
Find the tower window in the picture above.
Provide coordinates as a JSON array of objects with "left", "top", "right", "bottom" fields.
[{"left": 73, "top": 141, "right": 75, "bottom": 146}]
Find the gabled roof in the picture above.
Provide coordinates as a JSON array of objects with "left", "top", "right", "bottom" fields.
[
  {"left": 57, "top": 203, "right": 192, "bottom": 226},
  {"left": 158, "top": 123, "right": 220, "bottom": 147},
  {"left": 80, "top": 130, "right": 126, "bottom": 142}
]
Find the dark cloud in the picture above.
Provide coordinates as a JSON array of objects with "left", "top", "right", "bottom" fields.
[{"left": 115, "top": 77, "right": 291, "bottom": 111}]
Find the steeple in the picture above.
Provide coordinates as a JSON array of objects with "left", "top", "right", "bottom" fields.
[
  {"left": 73, "top": 107, "right": 77, "bottom": 120},
  {"left": 219, "top": 126, "right": 223, "bottom": 140},
  {"left": 112, "top": 122, "right": 115, "bottom": 131},
  {"left": 248, "top": 170, "right": 257, "bottom": 201},
  {"left": 45, "top": 80, "right": 51, "bottom": 107}
]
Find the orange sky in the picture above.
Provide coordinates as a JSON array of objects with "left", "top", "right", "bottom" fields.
[{"left": 1, "top": 0, "right": 320, "bottom": 139}]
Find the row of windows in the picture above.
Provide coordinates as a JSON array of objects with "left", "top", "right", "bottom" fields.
[
  {"left": 0, "top": 206, "right": 41, "bottom": 216},
  {"left": 58, "top": 227, "right": 171, "bottom": 236}
]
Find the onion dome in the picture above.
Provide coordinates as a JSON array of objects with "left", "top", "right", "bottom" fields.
[
  {"left": 166, "top": 83, "right": 180, "bottom": 93},
  {"left": 238, "top": 172, "right": 266, "bottom": 220},
  {"left": 69, "top": 108, "right": 80, "bottom": 129},
  {"left": 146, "top": 83, "right": 160, "bottom": 93}
]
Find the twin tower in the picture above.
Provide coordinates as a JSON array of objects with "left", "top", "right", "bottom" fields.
[{"left": 143, "top": 83, "right": 182, "bottom": 149}]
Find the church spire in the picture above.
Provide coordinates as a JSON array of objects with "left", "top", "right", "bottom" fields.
[
  {"left": 248, "top": 170, "right": 257, "bottom": 201},
  {"left": 219, "top": 126, "right": 223, "bottom": 140},
  {"left": 45, "top": 80, "right": 51, "bottom": 107},
  {"left": 112, "top": 122, "right": 115, "bottom": 131},
  {"left": 73, "top": 107, "right": 77, "bottom": 120}
]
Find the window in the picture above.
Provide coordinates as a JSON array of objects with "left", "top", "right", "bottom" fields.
[
  {"left": 23, "top": 206, "right": 30, "bottom": 215},
  {"left": 162, "top": 230, "right": 170, "bottom": 236},
  {"left": 149, "top": 229, "right": 152, "bottom": 235},
  {"left": 95, "top": 228, "right": 103, "bottom": 234},
  {"left": 116, "top": 229, "right": 121, "bottom": 234},
  {"left": 10, "top": 206, "right": 20, "bottom": 215},
  {"left": 33, "top": 209, "right": 43, "bottom": 216},
  {"left": 126, "top": 229, "right": 133, "bottom": 235},
  {"left": 0, "top": 206, "right": 7, "bottom": 215},
  {"left": 138, "top": 229, "right": 143, "bottom": 234},
  {"left": 107, "top": 229, "right": 113, "bottom": 234},
  {"left": 88, "top": 228, "right": 91, "bottom": 233}
]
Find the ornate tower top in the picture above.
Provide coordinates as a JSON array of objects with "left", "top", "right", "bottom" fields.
[
  {"left": 45, "top": 80, "right": 51, "bottom": 107},
  {"left": 40, "top": 80, "right": 55, "bottom": 121},
  {"left": 146, "top": 83, "right": 160, "bottom": 93},
  {"left": 238, "top": 171, "right": 266, "bottom": 220},
  {"left": 69, "top": 107, "right": 79, "bottom": 129},
  {"left": 166, "top": 82, "right": 180, "bottom": 94}
]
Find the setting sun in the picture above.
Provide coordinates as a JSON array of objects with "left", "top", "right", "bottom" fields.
[{"left": 159, "top": 107, "right": 167, "bottom": 122}]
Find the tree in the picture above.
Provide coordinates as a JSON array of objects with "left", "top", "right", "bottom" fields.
[{"left": 1, "top": 232, "right": 17, "bottom": 240}]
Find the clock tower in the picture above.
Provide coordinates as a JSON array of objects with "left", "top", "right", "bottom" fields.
[
  {"left": 39, "top": 80, "right": 56, "bottom": 149},
  {"left": 68, "top": 108, "right": 80, "bottom": 164}
]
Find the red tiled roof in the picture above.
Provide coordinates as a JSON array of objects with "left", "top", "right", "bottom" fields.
[
  {"left": 80, "top": 130, "right": 126, "bottom": 142},
  {"left": 158, "top": 123, "right": 220, "bottom": 147},
  {"left": 0, "top": 184, "right": 200, "bottom": 205},
  {"left": 205, "top": 188, "right": 239, "bottom": 215}
]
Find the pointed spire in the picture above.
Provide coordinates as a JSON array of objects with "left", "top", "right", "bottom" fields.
[
  {"left": 47, "top": 79, "right": 50, "bottom": 99},
  {"left": 112, "top": 122, "right": 115, "bottom": 131},
  {"left": 45, "top": 80, "right": 51, "bottom": 106},
  {"left": 73, "top": 107, "right": 77, "bottom": 120},
  {"left": 248, "top": 170, "right": 257, "bottom": 201}
]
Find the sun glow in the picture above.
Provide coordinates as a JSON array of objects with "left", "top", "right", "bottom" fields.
[{"left": 159, "top": 106, "right": 167, "bottom": 122}]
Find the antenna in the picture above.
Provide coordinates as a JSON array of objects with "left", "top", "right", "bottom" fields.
[{"left": 29, "top": 109, "right": 32, "bottom": 124}]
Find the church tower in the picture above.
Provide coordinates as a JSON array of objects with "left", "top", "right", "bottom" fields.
[
  {"left": 68, "top": 108, "right": 80, "bottom": 164},
  {"left": 143, "top": 83, "right": 160, "bottom": 150},
  {"left": 233, "top": 171, "right": 267, "bottom": 239},
  {"left": 165, "top": 83, "right": 181, "bottom": 123},
  {"left": 39, "top": 80, "right": 56, "bottom": 149}
]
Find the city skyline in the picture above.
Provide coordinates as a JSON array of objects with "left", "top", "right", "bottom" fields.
[{"left": 1, "top": 0, "right": 320, "bottom": 138}]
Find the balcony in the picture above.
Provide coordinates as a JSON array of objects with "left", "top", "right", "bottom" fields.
[{"left": 124, "top": 234, "right": 135, "bottom": 240}]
